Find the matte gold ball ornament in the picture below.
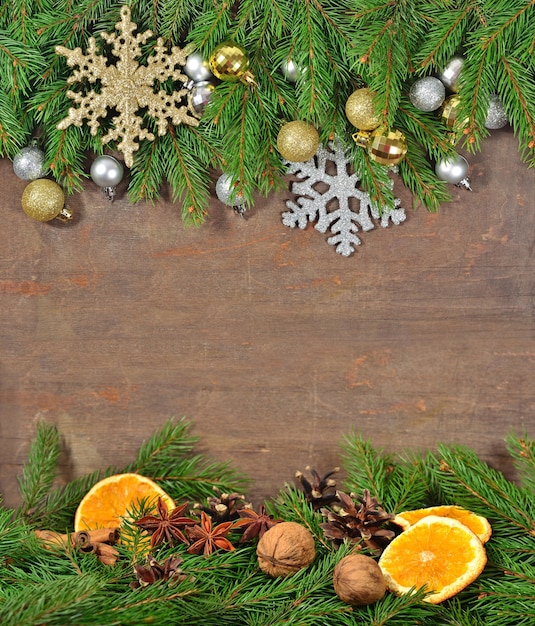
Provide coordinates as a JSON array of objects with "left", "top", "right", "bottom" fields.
[
  {"left": 276, "top": 121, "right": 320, "bottom": 162},
  {"left": 21, "top": 179, "right": 73, "bottom": 222},
  {"left": 345, "top": 88, "right": 381, "bottom": 131},
  {"left": 209, "top": 41, "right": 256, "bottom": 86}
]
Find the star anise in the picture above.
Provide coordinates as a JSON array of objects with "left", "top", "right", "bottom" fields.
[
  {"left": 320, "top": 489, "right": 395, "bottom": 554},
  {"left": 130, "top": 555, "right": 187, "bottom": 589},
  {"left": 186, "top": 511, "right": 236, "bottom": 556},
  {"left": 235, "top": 505, "right": 281, "bottom": 543},
  {"left": 194, "top": 487, "right": 249, "bottom": 523},
  {"left": 134, "top": 497, "right": 196, "bottom": 548},
  {"left": 295, "top": 466, "right": 340, "bottom": 509}
]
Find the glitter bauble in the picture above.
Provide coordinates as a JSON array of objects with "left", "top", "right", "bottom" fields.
[
  {"left": 277, "top": 121, "right": 319, "bottom": 162},
  {"left": 21, "top": 179, "right": 66, "bottom": 222},
  {"left": 209, "top": 41, "right": 251, "bottom": 83},
  {"left": 435, "top": 154, "right": 469, "bottom": 184},
  {"left": 90, "top": 155, "right": 124, "bottom": 188},
  {"left": 439, "top": 56, "right": 464, "bottom": 92},
  {"left": 409, "top": 77, "right": 446, "bottom": 112},
  {"left": 190, "top": 81, "right": 215, "bottom": 115},
  {"left": 13, "top": 145, "right": 47, "bottom": 181},
  {"left": 485, "top": 94, "right": 508, "bottom": 130},
  {"left": 184, "top": 51, "right": 213, "bottom": 83},
  {"left": 215, "top": 174, "right": 245, "bottom": 207},
  {"left": 345, "top": 88, "right": 381, "bottom": 131},
  {"left": 368, "top": 128, "right": 407, "bottom": 166}
]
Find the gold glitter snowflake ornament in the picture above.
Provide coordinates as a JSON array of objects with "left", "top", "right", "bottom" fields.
[{"left": 56, "top": 6, "right": 199, "bottom": 167}]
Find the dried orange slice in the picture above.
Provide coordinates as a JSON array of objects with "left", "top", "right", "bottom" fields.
[
  {"left": 378, "top": 515, "right": 487, "bottom": 604},
  {"left": 393, "top": 505, "right": 491, "bottom": 543},
  {"left": 74, "top": 473, "right": 175, "bottom": 531}
]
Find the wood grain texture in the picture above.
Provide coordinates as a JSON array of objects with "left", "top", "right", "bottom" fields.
[{"left": 1, "top": 129, "right": 534, "bottom": 509}]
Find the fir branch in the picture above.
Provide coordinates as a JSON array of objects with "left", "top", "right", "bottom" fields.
[
  {"left": 17, "top": 421, "right": 61, "bottom": 518},
  {"left": 505, "top": 431, "right": 535, "bottom": 493}
]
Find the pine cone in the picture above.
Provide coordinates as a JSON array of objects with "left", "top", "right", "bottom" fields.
[{"left": 295, "top": 466, "right": 340, "bottom": 509}]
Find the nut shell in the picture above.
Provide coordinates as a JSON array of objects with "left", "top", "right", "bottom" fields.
[
  {"left": 256, "top": 521, "right": 315, "bottom": 577},
  {"left": 333, "top": 554, "right": 386, "bottom": 606}
]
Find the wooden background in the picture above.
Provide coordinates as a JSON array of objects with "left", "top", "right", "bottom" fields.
[{"left": 1, "top": 129, "right": 534, "bottom": 509}]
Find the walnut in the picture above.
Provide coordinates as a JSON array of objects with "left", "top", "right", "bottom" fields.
[
  {"left": 256, "top": 521, "right": 316, "bottom": 577},
  {"left": 333, "top": 554, "right": 386, "bottom": 606}
]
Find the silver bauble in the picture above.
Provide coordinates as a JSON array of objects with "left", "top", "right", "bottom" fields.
[
  {"left": 485, "top": 94, "right": 508, "bottom": 129},
  {"left": 13, "top": 145, "right": 47, "bottom": 181},
  {"left": 435, "top": 154, "right": 469, "bottom": 184},
  {"left": 191, "top": 80, "right": 215, "bottom": 115},
  {"left": 184, "top": 51, "right": 213, "bottom": 83},
  {"left": 90, "top": 155, "right": 124, "bottom": 201},
  {"left": 409, "top": 77, "right": 446, "bottom": 112},
  {"left": 281, "top": 59, "right": 303, "bottom": 83},
  {"left": 215, "top": 174, "right": 247, "bottom": 214},
  {"left": 439, "top": 56, "right": 464, "bottom": 92}
]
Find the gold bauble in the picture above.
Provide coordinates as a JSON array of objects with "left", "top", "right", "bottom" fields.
[
  {"left": 368, "top": 128, "right": 407, "bottom": 166},
  {"left": 21, "top": 179, "right": 66, "bottom": 222},
  {"left": 441, "top": 95, "right": 461, "bottom": 129},
  {"left": 209, "top": 41, "right": 255, "bottom": 84},
  {"left": 276, "top": 121, "right": 320, "bottom": 162},
  {"left": 345, "top": 88, "right": 381, "bottom": 131}
]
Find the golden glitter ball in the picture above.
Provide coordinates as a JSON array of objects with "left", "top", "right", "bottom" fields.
[
  {"left": 21, "top": 179, "right": 66, "bottom": 222},
  {"left": 345, "top": 88, "right": 381, "bottom": 131},
  {"left": 209, "top": 41, "right": 250, "bottom": 82},
  {"left": 368, "top": 128, "right": 408, "bottom": 166},
  {"left": 277, "top": 121, "right": 320, "bottom": 162}
]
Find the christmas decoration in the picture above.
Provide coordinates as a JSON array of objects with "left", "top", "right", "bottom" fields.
[
  {"left": 3, "top": 417, "right": 535, "bottom": 623},
  {"left": 409, "top": 77, "right": 446, "bottom": 112},
  {"left": 21, "top": 179, "right": 72, "bottom": 222},
  {"left": 440, "top": 95, "right": 462, "bottom": 130},
  {"left": 367, "top": 128, "right": 408, "bottom": 165},
  {"left": 345, "top": 88, "right": 380, "bottom": 131},
  {"left": 276, "top": 120, "right": 320, "bottom": 163},
  {"left": 282, "top": 141, "right": 406, "bottom": 256},
  {"left": 435, "top": 154, "right": 471, "bottom": 189},
  {"left": 134, "top": 498, "right": 195, "bottom": 548},
  {"left": 294, "top": 466, "right": 339, "bottom": 509},
  {"left": 184, "top": 51, "right": 213, "bottom": 83},
  {"left": 256, "top": 521, "right": 316, "bottom": 577},
  {"left": 55, "top": 6, "right": 199, "bottom": 168},
  {"left": 209, "top": 41, "right": 256, "bottom": 85},
  {"left": 12, "top": 145, "right": 46, "bottom": 181},
  {"left": 190, "top": 81, "right": 215, "bottom": 116},
  {"left": 439, "top": 56, "right": 464, "bottom": 93},
  {"left": 90, "top": 155, "right": 124, "bottom": 201},
  {"left": 280, "top": 59, "right": 304, "bottom": 83},
  {"left": 193, "top": 488, "right": 248, "bottom": 523},
  {"left": 333, "top": 554, "right": 387, "bottom": 606},
  {"left": 215, "top": 174, "right": 247, "bottom": 215},
  {"left": 485, "top": 94, "right": 509, "bottom": 130},
  {"left": 186, "top": 511, "right": 236, "bottom": 556}
]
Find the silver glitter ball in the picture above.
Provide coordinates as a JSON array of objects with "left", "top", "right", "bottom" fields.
[
  {"left": 409, "top": 77, "right": 446, "bottom": 112},
  {"left": 90, "top": 155, "right": 124, "bottom": 188},
  {"left": 215, "top": 174, "right": 245, "bottom": 207},
  {"left": 485, "top": 94, "right": 508, "bottom": 130},
  {"left": 439, "top": 56, "right": 464, "bottom": 92},
  {"left": 191, "top": 80, "right": 215, "bottom": 115},
  {"left": 184, "top": 51, "right": 213, "bottom": 83},
  {"left": 435, "top": 154, "right": 469, "bottom": 184},
  {"left": 13, "top": 145, "right": 47, "bottom": 181}
]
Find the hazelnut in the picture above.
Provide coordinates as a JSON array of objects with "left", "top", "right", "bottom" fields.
[
  {"left": 333, "top": 554, "right": 386, "bottom": 606},
  {"left": 257, "top": 521, "right": 316, "bottom": 577}
]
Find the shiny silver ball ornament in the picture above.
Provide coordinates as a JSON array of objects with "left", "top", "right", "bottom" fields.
[
  {"left": 409, "top": 77, "right": 446, "bottom": 112},
  {"left": 485, "top": 94, "right": 508, "bottom": 129},
  {"left": 215, "top": 174, "right": 247, "bottom": 215},
  {"left": 13, "top": 145, "right": 47, "bottom": 181},
  {"left": 439, "top": 56, "right": 464, "bottom": 92},
  {"left": 190, "top": 80, "right": 215, "bottom": 115},
  {"left": 281, "top": 59, "right": 303, "bottom": 83},
  {"left": 435, "top": 154, "right": 471, "bottom": 190},
  {"left": 90, "top": 155, "right": 124, "bottom": 202},
  {"left": 184, "top": 51, "right": 213, "bottom": 83}
]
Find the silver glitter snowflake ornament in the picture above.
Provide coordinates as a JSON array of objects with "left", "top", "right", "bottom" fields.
[{"left": 282, "top": 140, "right": 406, "bottom": 256}]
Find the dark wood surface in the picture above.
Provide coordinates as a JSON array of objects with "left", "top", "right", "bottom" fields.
[{"left": 1, "top": 129, "right": 534, "bottom": 509}]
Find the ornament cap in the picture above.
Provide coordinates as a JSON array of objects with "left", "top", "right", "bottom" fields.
[
  {"left": 352, "top": 130, "right": 372, "bottom": 148},
  {"left": 57, "top": 205, "right": 74, "bottom": 221}
]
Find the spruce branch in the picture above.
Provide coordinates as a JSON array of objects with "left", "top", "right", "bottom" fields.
[
  {"left": 17, "top": 421, "right": 61, "bottom": 519},
  {"left": 505, "top": 431, "right": 535, "bottom": 493}
]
